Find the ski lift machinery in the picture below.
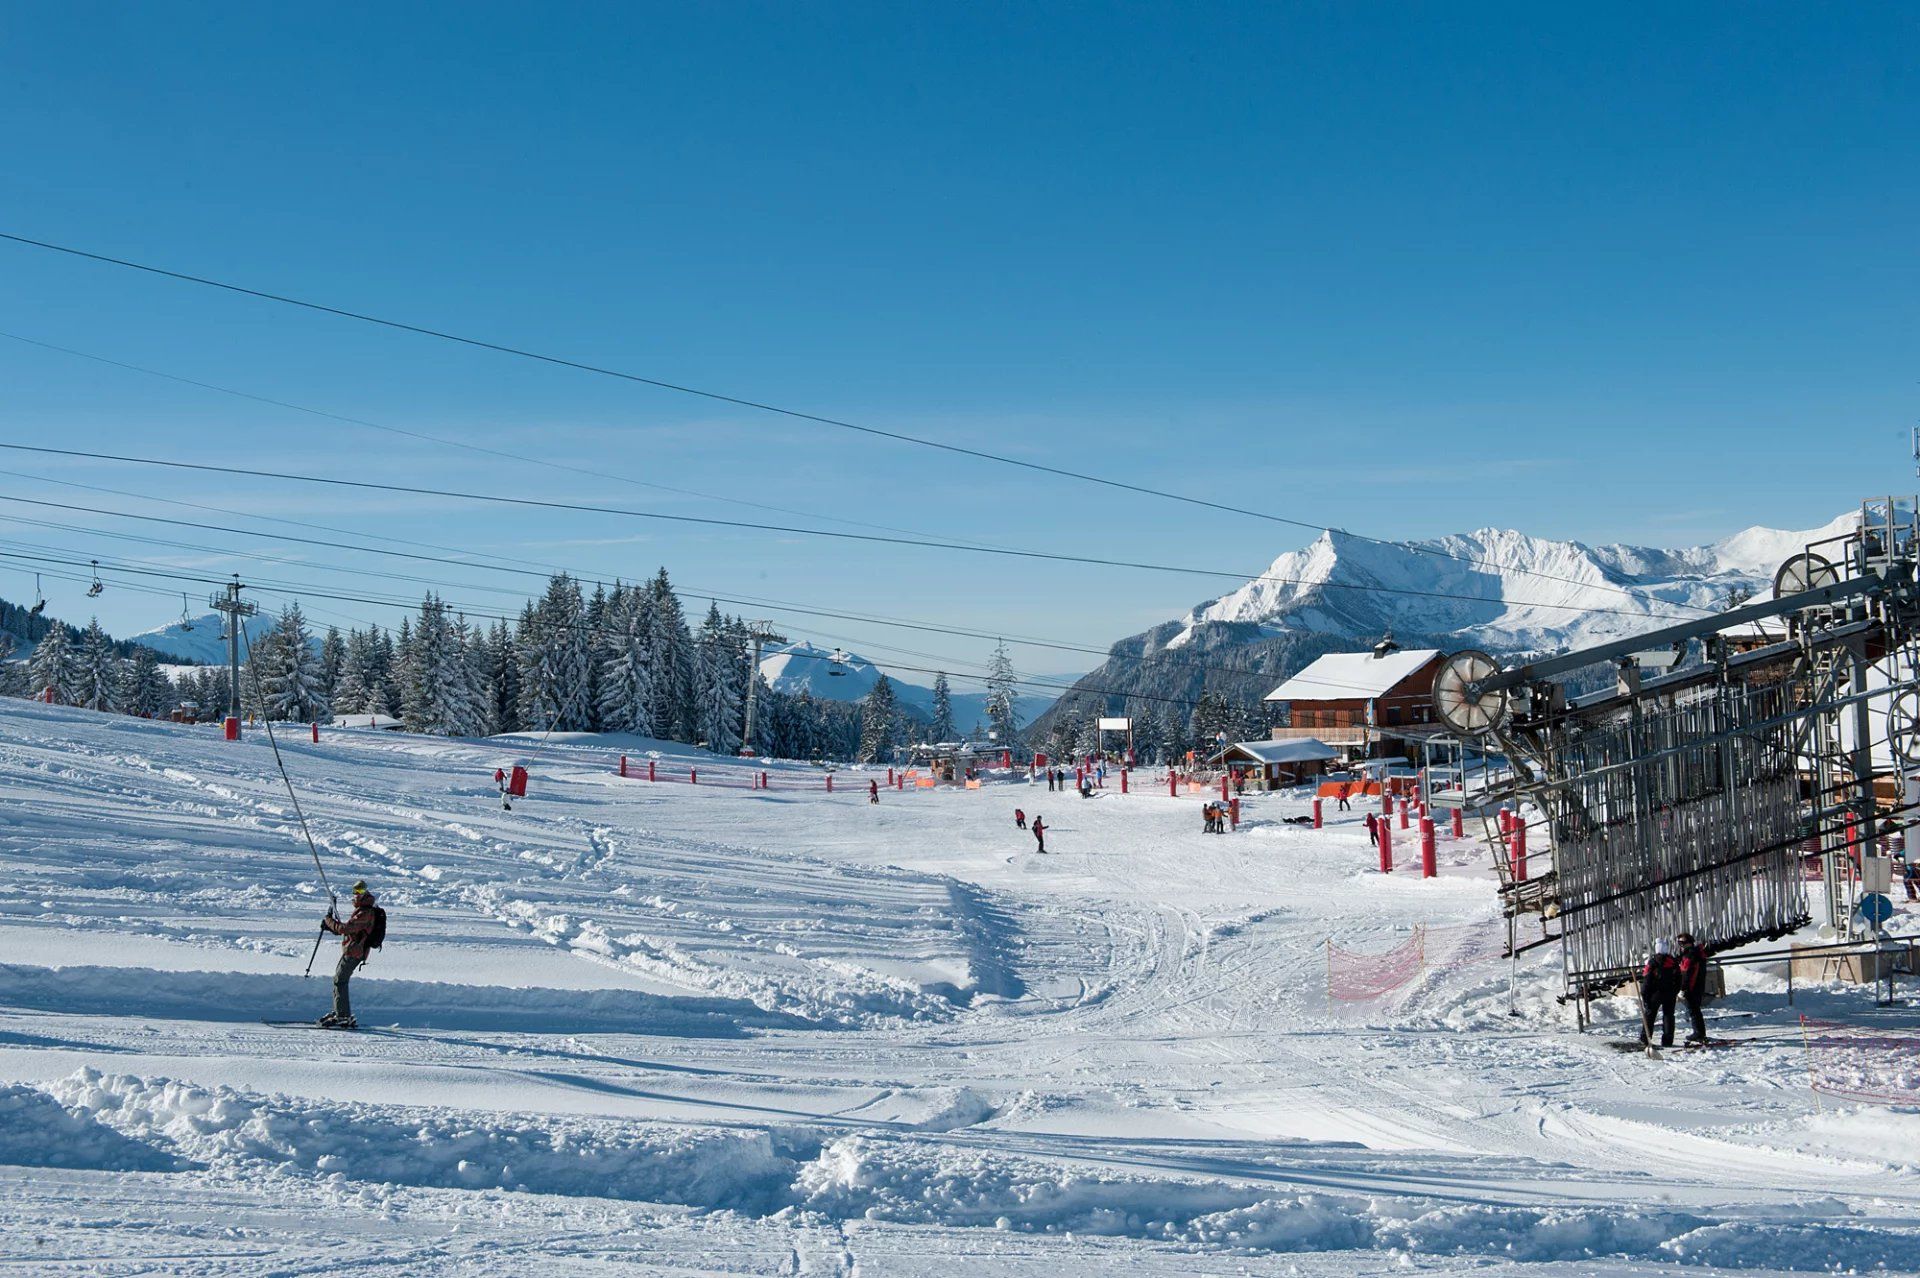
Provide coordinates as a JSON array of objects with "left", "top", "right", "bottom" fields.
[{"left": 1430, "top": 497, "right": 1920, "bottom": 1021}]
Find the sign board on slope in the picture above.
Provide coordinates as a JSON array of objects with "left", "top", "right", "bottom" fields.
[
  {"left": 1097, "top": 717, "right": 1131, "bottom": 731},
  {"left": 1857, "top": 892, "right": 1895, "bottom": 929}
]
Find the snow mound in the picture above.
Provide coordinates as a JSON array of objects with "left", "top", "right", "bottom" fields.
[
  {"left": 23, "top": 1069, "right": 1918, "bottom": 1268},
  {"left": 0, "top": 1082, "right": 180, "bottom": 1172}
]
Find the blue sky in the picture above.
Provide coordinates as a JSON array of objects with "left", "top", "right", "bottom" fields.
[{"left": 0, "top": 3, "right": 1914, "bottom": 691}]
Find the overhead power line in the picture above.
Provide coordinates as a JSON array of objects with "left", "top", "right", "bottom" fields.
[
  {"left": 0, "top": 329, "right": 1008, "bottom": 551},
  {"left": 0, "top": 546, "right": 1230, "bottom": 714},
  {"left": 0, "top": 443, "right": 1704, "bottom": 622},
  {"left": 0, "top": 234, "right": 1710, "bottom": 614}
]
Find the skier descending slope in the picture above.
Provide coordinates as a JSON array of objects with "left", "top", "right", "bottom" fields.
[{"left": 319, "top": 881, "right": 384, "bottom": 1029}]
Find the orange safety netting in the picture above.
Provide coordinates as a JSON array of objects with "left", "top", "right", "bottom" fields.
[{"left": 1326, "top": 927, "right": 1428, "bottom": 1002}]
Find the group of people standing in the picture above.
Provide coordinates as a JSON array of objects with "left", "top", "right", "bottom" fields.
[
  {"left": 1639, "top": 932, "right": 1711, "bottom": 1048},
  {"left": 1201, "top": 801, "right": 1229, "bottom": 834}
]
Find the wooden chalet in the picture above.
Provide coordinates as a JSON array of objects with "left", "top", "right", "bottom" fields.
[{"left": 1262, "top": 636, "right": 1447, "bottom": 759}]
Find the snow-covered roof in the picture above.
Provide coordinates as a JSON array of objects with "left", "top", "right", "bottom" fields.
[
  {"left": 1213, "top": 739, "right": 1341, "bottom": 765},
  {"left": 1263, "top": 649, "right": 1443, "bottom": 703}
]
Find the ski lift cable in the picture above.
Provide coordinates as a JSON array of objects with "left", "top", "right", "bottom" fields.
[
  {"left": 0, "top": 328, "right": 1021, "bottom": 556},
  {"left": 0, "top": 240, "right": 1715, "bottom": 615},
  {"left": 237, "top": 614, "right": 334, "bottom": 900},
  {"left": 0, "top": 446, "right": 1715, "bottom": 623},
  {"left": 0, "top": 547, "right": 1247, "bottom": 714},
  {"left": 0, "top": 541, "right": 1579, "bottom": 711},
  {"left": 0, "top": 494, "right": 1310, "bottom": 683}
]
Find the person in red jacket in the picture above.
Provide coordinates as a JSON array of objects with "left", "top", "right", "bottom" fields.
[
  {"left": 868, "top": 779, "right": 880, "bottom": 804},
  {"left": 1675, "top": 931, "right": 1710, "bottom": 1046},
  {"left": 319, "top": 881, "right": 379, "bottom": 1029},
  {"left": 1031, "top": 815, "right": 1047, "bottom": 853},
  {"left": 1014, "top": 808, "right": 1026, "bottom": 830}
]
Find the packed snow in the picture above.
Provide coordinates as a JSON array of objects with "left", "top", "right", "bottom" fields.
[{"left": 5, "top": 695, "right": 1920, "bottom": 1275}]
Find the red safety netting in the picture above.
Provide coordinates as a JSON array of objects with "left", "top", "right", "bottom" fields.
[
  {"left": 1798, "top": 1016, "right": 1920, "bottom": 1105},
  {"left": 1326, "top": 927, "right": 1428, "bottom": 1002}
]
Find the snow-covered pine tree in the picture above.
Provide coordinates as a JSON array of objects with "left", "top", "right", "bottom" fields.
[
  {"left": 27, "top": 624, "right": 77, "bottom": 705},
  {"left": 857, "top": 673, "right": 899, "bottom": 763},
  {"left": 929, "top": 672, "right": 955, "bottom": 741},
  {"left": 258, "top": 604, "right": 329, "bottom": 723},
  {"left": 546, "top": 576, "right": 593, "bottom": 731},
  {"left": 487, "top": 619, "right": 520, "bottom": 734},
  {"left": 319, "top": 627, "right": 345, "bottom": 704},
  {"left": 402, "top": 595, "right": 483, "bottom": 736},
  {"left": 984, "top": 642, "right": 1021, "bottom": 748},
  {"left": 464, "top": 620, "right": 496, "bottom": 736},
  {"left": 118, "top": 646, "right": 174, "bottom": 718},
  {"left": 331, "top": 629, "right": 371, "bottom": 715},
  {"left": 595, "top": 586, "right": 655, "bottom": 736},
  {"left": 745, "top": 673, "right": 775, "bottom": 755},
  {"left": 1129, "top": 705, "right": 1162, "bottom": 765},
  {"left": 74, "top": 620, "right": 121, "bottom": 712},
  {"left": 390, "top": 619, "right": 416, "bottom": 721},
  {"left": 647, "top": 570, "right": 698, "bottom": 741},
  {"left": 695, "top": 604, "right": 743, "bottom": 755},
  {"left": 584, "top": 582, "right": 609, "bottom": 730}
]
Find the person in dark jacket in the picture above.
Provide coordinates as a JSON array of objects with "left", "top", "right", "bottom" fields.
[
  {"left": 1675, "top": 932, "right": 1709, "bottom": 1045},
  {"left": 868, "top": 779, "right": 879, "bottom": 804},
  {"left": 1640, "top": 937, "right": 1682, "bottom": 1048},
  {"left": 1902, "top": 855, "right": 1918, "bottom": 903},
  {"left": 1031, "top": 815, "right": 1047, "bottom": 853},
  {"left": 320, "top": 881, "right": 378, "bottom": 1028}
]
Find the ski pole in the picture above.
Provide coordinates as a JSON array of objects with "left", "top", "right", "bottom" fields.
[
  {"left": 303, "top": 893, "right": 338, "bottom": 978},
  {"left": 304, "top": 922, "right": 327, "bottom": 978}
]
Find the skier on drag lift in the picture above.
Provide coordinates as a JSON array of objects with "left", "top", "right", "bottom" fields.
[
  {"left": 318, "top": 880, "right": 385, "bottom": 1029},
  {"left": 495, "top": 767, "right": 512, "bottom": 812}
]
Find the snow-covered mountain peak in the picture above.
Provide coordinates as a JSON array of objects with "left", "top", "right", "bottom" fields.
[{"left": 1169, "top": 509, "right": 1861, "bottom": 655}]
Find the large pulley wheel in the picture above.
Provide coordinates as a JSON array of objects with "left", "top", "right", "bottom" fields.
[
  {"left": 1432, "top": 649, "right": 1508, "bottom": 737},
  {"left": 1773, "top": 550, "right": 1839, "bottom": 600},
  {"left": 1889, "top": 689, "right": 1920, "bottom": 769}
]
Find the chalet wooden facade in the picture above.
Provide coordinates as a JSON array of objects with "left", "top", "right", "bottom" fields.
[{"left": 1262, "top": 643, "right": 1447, "bottom": 758}]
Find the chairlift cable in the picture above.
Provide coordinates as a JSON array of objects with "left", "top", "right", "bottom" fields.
[
  {"left": 0, "top": 445, "right": 1712, "bottom": 623},
  {"left": 0, "top": 244, "right": 1716, "bottom": 615}
]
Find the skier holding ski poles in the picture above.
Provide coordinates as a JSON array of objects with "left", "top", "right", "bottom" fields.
[{"left": 319, "top": 881, "right": 383, "bottom": 1029}]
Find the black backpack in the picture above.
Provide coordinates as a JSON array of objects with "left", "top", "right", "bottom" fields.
[{"left": 368, "top": 906, "right": 388, "bottom": 951}]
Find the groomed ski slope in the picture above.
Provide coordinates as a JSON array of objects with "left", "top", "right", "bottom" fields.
[{"left": 3, "top": 697, "right": 1920, "bottom": 1275}]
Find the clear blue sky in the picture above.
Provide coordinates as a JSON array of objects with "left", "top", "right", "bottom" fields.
[{"left": 1, "top": 3, "right": 1914, "bottom": 691}]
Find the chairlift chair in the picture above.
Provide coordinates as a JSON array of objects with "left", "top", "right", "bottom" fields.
[
  {"left": 826, "top": 647, "right": 851, "bottom": 677},
  {"left": 86, "top": 559, "right": 104, "bottom": 598},
  {"left": 178, "top": 593, "right": 194, "bottom": 632},
  {"left": 28, "top": 573, "right": 45, "bottom": 618}
]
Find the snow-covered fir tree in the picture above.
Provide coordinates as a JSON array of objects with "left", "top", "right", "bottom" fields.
[
  {"left": 695, "top": 604, "right": 743, "bottom": 755},
  {"left": 402, "top": 595, "right": 485, "bottom": 736},
  {"left": 647, "top": 570, "right": 697, "bottom": 740},
  {"left": 486, "top": 619, "right": 520, "bottom": 734},
  {"left": 517, "top": 576, "right": 593, "bottom": 732},
  {"left": 259, "top": 604, "right": 330, "bottom": 723},
  {"left": 73, "top": 620, "right": 120, "bottom": 711},
  {"left": 857, "top": 673, "right": 900, "bottom": 763},
  {"left": 330, "top": 629, "right": 373, "bottom": 715},
  {"left": 25, "top": 625, "right": 74, "bottom": 704},
  {"left": 745, "top": 673, "right": 775, "bottom": 755},
  {"left": 319, "top": 627, "right": 345, "bottom": 704},
  {"left": 118, "top": 646, "right": 175, "bottom": 718},
  {"left": 984, "top": 642, "right": 1021, "bottom": 748},
  {"left": 929, "top": 672, "right": 955, "bottom": 741},
  {"left": 595, "top": 586, "right": 655, "bottom": 736}
]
